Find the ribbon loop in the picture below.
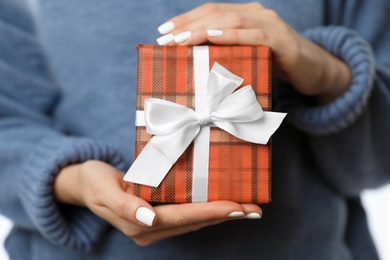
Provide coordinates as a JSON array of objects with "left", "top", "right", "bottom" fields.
[{"left": 124, "top": 62, "right": 286, "bottom": 188}]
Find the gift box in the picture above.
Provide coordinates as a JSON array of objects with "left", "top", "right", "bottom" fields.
[{"left": 124, "top": 44, "right": 286, "bottom": 204}]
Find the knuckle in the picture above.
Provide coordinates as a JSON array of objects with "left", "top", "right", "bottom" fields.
[
  {"left": 248, "top": 2, "right": 264, "bottom": 10},
  {"left": 285, "top": 34, "right": 298, "bottom": 47},
  {"left": 253, "top": 29, "right": 267, "bottom": 42},
  {"left": 132, "top": 236, "right": 153, "bottom": 247},
  {"left": 197, "top": 24, "right": 207, "bottom": 32},
  {"left": 228, "top": 13, "right": 244, "bottom": 28},
  {"left": 112, "top": 198, "right": 127, "bottom": 218},
  {"left": 209, "top": 11, "right": 222, "bottom": 21},
  {"left": 80, "top": 160, "right": 95, "bottom": 171},
  {"left": 231, "top": 29, "right": 241, "bottom": 41},
  {"left": 201, "top": 2, "right": 218, "bottom": 13},
  {"left": 187, "top": 223, "right": 203, "bottom": 232},
  {"left": 285, "top": 36, "right": 300, "bottom": 57},
  {"left": 88, "top": 187, "right": 101, "bottom": 206},
  {"left": 173, "top": 215, "right": 189, "bottom": 226},
  {"left": 123, "top": 228, "right": 141, "bottom": 238},
  {"left": 263, "top": 9, "right": 279, "bottom": 20}
]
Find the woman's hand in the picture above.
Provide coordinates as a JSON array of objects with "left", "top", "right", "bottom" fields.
[
  {"left": 54, "top": 160, "right": 262, "bottom": 246},
  {"left": 157, "top": 2, "right": 351, "bottom": 104}
]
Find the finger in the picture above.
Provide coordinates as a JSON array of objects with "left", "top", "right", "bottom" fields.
[
  {"left": 165, "top": 11, "right": 270, "bottom": 46},
  {"left": 170, "top": 10, "right": 248, "bottom": 35},
  {"left": 92, "top": 204, "right": 149, "bottom": 236},
  {"left": 96, "top": 201, "right": 262, "bottom": 245},
  {"left": 167, "top": 28, "right": 265, "bottom": 47},
  {"left": 168, "top": 12, "right": 248, "bottom": 45},
  {"left": 133, "top": 203, "right": 263, "bottom": 246},
  {"left": 157, "top": 3, "right": 234, "bottom": 34},
  {"left": 132, "top": 219, "right": 226, "bottom": 246},
  {"left": 94, "top": 175, "right": 157, "bottom": 227},
  {"left": 153, "top": 200, "right": 246, "bottom": 227},
  {"left": 206, "top": 27, "right": 298, "bottom": 67},
  {"left": 156, "top": 25, "right": 206, "bottom": 45},
  {"left": 157, "top": 2, "right": 265, "bottom": 35},
  {"left": 95, "top": 199, "right": 250, "bottom": 238},
  {"left": 157, "top": 15, "right": 233, "bottom": 45},
  {"left": 93, "top": 200, "right": 255, "bottom": 239},
  {"left": 205, "top": 28, "right": 271, "bottom": 46},
  {"left": 107, "top": 194, "right": 157, "bottom": 227},
  {"left": 241, "top": 204, "right": 263, "bottom": 219},
  {"left": 157, "top": 6, "right": 275, "bottom": 45}
]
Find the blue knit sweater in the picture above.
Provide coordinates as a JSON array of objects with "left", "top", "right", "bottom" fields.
[{"left": 1, "top": 0, "right": 390, "bottom": 259}]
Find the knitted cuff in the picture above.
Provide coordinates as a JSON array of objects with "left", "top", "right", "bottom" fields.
[
  {"left": 280, "top": 26, "right": 375, "bottom": 135},
  {"left": 17, "top": 135, "right": 125, "bottom": 252}
]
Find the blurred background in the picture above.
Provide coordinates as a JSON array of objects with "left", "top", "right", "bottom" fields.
[{"left": 1, "top": 185, "right": 390, "bottom": 260}]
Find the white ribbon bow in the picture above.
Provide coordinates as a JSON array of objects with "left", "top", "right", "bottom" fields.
[{"left": 124, "top": 62, "right": 286, "bottom": 188}]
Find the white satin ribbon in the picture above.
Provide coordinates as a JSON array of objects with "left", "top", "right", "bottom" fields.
[
  {"left": 124, "top": 61, "right": 287, "bottom": 190},
  {"left": 192, "top": 46, "right": 210, "bottom": 202}
]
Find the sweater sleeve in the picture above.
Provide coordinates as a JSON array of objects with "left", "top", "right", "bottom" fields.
[
  {"left": 280, "top": 26, "right": 375, "bottom": 134},
  {"left": 275, "top": 23, "right": 390, "bottom": 195},
  {"left": 0, "top": 2, "right": 125, "bottom": 252}
]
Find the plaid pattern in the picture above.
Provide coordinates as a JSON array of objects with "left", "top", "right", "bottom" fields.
[{"left": 133, "top": 45, "right": 271, "bottom": 204}]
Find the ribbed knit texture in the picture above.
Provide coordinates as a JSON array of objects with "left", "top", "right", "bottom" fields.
[
  {"left": 301, "top": 26, "right": 374, "bottom": 134},
  {"left": 0, "top": 0, "right": 128, "bottom": 253},
  {"left": 276, "top": 26, "right": 375, "bottom": 135},
  {"left": 18, "top": 135, "right": 125, "bottom": 251}
]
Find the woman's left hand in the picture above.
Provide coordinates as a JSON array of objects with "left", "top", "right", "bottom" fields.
[{"left": 156, "top": 2, "right": 351, "bottom": 104}]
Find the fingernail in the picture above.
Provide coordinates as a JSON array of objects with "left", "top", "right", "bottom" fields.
[
  {"left": 156, "top": 34, "right": 174, "bottom": 45},
  {"left": 245, "top": 213, "right": 262, "bottom": 219},
  {"left": 136, "top": 207, "right": 155, "bottom": 226},
  {"left": 228, "top": 211, "right": 245, "bottom": 218},
  {"left": 174, "top": 31, "right": 191, "bottom": 43},
  {"left": 207, "top": 30, "right": 223, "bottom": 37},
  {"left": 158, "top": 21, "right": 175, "bottom": 34}
]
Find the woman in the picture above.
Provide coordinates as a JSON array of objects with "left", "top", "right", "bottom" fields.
[{"left": 1, "top": 0, "right": 389, "bottom": 259}]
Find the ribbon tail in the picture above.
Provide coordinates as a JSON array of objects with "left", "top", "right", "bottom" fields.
[
  {"left": 214, "top": 112, "right": 287, "bottom": 144},
  {"left": 123, "top": 138, "right": 175, "bottom": 187},
  {"left": 124, "top": 123, "right": 200, "bottom": 187},
  {"left": 258, "top": 112, "right": 288, "bottom": 143}
]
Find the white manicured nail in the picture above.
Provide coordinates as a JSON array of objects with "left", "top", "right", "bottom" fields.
[
  {"left": 207, "top": 30, "right": 223, "bottom": 37},
  {"left": 156, "top": 34, "right": 174, "bottom": 45},
  {"left": 174, "top": 31, "right": 191, "bottom": 43},
  {"left": 228, "top": 211, "right": 245, "bottom": 218},
  {"left": 158, "top": 21, "right": 175, "bottom": 34},
  {"left": 245, "top": 213, "right": 262, "bottom": 219},
  {"left": 136, "top": 207, "right": 155, "bottom": 226}
]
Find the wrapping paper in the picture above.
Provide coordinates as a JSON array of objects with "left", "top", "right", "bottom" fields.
[{"left": 130, "top": 44, "right": 273, "bottom": 204}]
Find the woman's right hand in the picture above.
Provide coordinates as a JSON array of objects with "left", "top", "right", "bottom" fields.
[
  {"left": 53, "top": 160, "right": 262, "bottom": 246},
  {"left": 158, "top": 2, "right": 352, "bottom": 105}
]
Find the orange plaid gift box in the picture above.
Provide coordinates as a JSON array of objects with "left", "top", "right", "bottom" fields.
[{"left": 124, "top": 45, "right": 286, "bottom": 204}]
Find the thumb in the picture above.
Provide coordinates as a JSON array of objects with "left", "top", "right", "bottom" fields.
[
  {"left": 82, "top": 164, "right": 157, "bottom": 227},
  {"left": 103, "top": 177, "right": 157, "bottom": 227}
]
